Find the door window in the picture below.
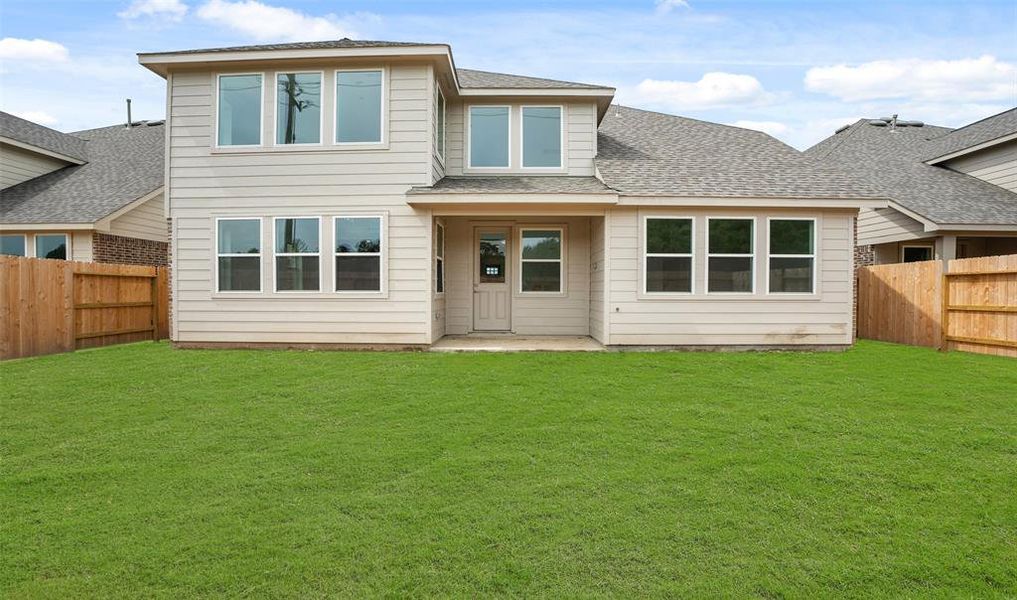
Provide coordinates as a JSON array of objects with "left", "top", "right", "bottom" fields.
[{"left": 478, "top": 232, "right": 506, "bottom": 283}]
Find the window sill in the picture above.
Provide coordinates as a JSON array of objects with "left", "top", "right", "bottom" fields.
[
  {"left": 211, "top": 142, "right": 390, "bottom": 155},
  {"left": 211, "top": 291, "right": 389, "bottom": 300},
  {"left": 635, "top": 292, "right": 823, "bottom": 302}
]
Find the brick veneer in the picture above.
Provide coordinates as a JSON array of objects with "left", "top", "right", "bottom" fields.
[{"left": 92, "top": 231, "right": 168, "bottom": 266}]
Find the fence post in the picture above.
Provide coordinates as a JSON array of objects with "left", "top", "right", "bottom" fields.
[
  {"left": 151, "top": 270, "right": 159, "bottom": 342},
  {"left": 939, "top": 268, "right": 949, "bottom": 352}
]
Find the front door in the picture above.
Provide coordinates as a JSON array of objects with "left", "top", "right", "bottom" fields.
[{"left": 473, "top": 227, "right": 511, "bottom": 331}]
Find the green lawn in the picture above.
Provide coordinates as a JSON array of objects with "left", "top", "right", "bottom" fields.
[{"left": 1, "top": 342, "right": 1015, "bottom": 597}]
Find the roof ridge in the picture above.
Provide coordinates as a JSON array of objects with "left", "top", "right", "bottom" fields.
[
  {"left": 932, "top": 107, "right": 1016, "bottom": 137},
  {"left": 608, "top": 104, "right": 778, "bottom": 139}
]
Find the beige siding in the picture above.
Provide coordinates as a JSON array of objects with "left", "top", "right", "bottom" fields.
[
  {"left": 109, "top": 193, "right": 167, "bottom": 242},
  {"left": 168, "top": 64, "right": 433, "bottom": 345},
  {"left": 0, "top": 143, "right": 69, "bottom": 189},
  {"left": 856, "top": 207, "right": 930, "bottom": 245},
  {"left": 941, "top": 140, "right": 1017, "bottom": 192},
  {"left": 589, "top": 215, "right": 605, "bottom": 342},
  {"left": 605, "top": 207, "right": 855, "bottom": 346}
]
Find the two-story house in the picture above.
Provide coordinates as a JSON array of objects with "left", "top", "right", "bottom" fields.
[{"left": 138, "top": 39, "right": 885, "bottom": 349}]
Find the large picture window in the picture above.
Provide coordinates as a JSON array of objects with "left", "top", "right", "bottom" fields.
[
  {"left": 521, "top": 106, "right": 562, "bottom": 168},
  {"left": 768, "top": 219, "right": 815, "bottom": 293},
  {"left": 217, "top": 218, "right": 262, "bottom": 292},
  {"left": 520, "top": 228, "right": 563, "bottom": 293},
  {"left": 1, "top": 234, "right": 26, "bottom": 256},
  {"left": 645, "top": 218, "right": 693, "bottom": 293},
  {"left": 274, "top": 217, "right": 320, "bottom": 292},
  {"left": 708, "top": 218, "right": 754, "bottom": 293},
  {"left": 468, "top": 106, "right": 510, "bottom": 168},
  {"left": 335, "top": 216, "right": 382, "bottom": 292},
  {"left": 435, "top": 222, "right": 445, "bottom": 294},
  {"left": 336, "top": 70, "right": 383, "bottom": 144},
  {"left": 35, "top": 234, "right": 67, "bottom": 260},
  {"left": 276, "top": 72, "right": 321, "bottom": 145},
  {"left": 217, "top": 74, "right": 263, "bottom": 146}
]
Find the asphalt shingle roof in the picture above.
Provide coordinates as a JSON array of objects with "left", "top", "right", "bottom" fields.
[
  {"left": 0, "top": 111, "right": 88, "bottom": 162},
  {"left": 409, "top": 176, "right": 615, "bottom": 195},
  {"left": 596, "top": 105, "right": 883, "bottom": 199},
  {"left": 921, "top": 107, "right": 1017, "bottom": 162},
  {"left": 805, "top": 119, "right": 1017, "bottom": 226},
  {"left": 140, "top": 38, "right": 432, "bottom": 56},
  {"left": 456, "top": 68, "right": 610, "bottom": 90},
  {"left": 0, "top": 121, "right": 164, "bottom": 224}
]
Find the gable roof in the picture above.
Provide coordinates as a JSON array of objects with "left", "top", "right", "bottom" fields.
[
  {"left": 0, "top": 121, "right": 164, "bottom": 224},
  {"left": 922, "top": 107, "right": 1017, "bottom": 163},
  {"left": 805, "top": 118, "right": 1017, "bottom": 226},
  {"left": 596, "top": 105, "right": 883, "bottom": 200},
  {"left": 0, "top": 111, "right": 88, "bottom": 162},
  {"left": 456, "top": 68, "right": 610, "bottom": 90}
]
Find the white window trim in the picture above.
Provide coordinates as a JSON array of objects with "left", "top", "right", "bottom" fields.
[
  {"left": 34, "top": 233, "right": 69, "bottom": 261},
  {"left": 436, "top": 85, "right": 447, "bottom": 165},
  {"left": 466, "top": 104, "right": 512, "bottom": 170},
  {"left": 518, "top": 226, "right": 565, "bottom": 295},
  {"left": 900, "top": 242, "right": 935, "bottom": 262},
  {"left": 706, "top": 216, "right": 756, "bottom": 295},
  {"left": 214, "top": 72, "right": 265, "bottom": 149},
  {"left": 333, "top": 68, "right": 386, "bottom": 146},
  {"left": 642, "top": 216, "right": 695, "bottom": 295},
  {"left": 272, "top": 216, "right": 322, "bottom": 293},
  {"left": 434, "top": 221, "right": 445, "bottom": 297},
  {"left": 765, "top": 217, "right": 817, "bottom": 295},
  {"left": 1, "top": 233, "right": 28, "bottom": 257},
  {"left": 333, "top": 215, "right": 386, "bottom": 295},
  {"left": 519, "top": 104, "right": 564, "bottom": 170},
  {"left": 215, "top": 217, "right": 263, "bottom": 294},
  {"left": 271, "top": 70, "right": 325, "bottom": 147}
]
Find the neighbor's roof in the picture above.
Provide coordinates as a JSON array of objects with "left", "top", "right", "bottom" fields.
[
  {"left": 596, "top": 105, "right": 883, "bottom": 199},
  {"left": 0, "top": 121, "right": 164, "bottom": 224},
  {"left": 805, "top": 118, "right": 1017, "bottom": 226},
  {"left": 456, "top": 68, "right": 610, "bottom": 90},
  {"left": 409, "top": 176, "right": 615, "bottom": 195},
  {"left": 921, "top": 107, "right": 1017, "bottom": 163},
  {"left": 0, "top": 111, "right": 88, "bottom": 162}
]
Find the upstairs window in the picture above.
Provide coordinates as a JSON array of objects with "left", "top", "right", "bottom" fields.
[
  {"left": 708, "top": 218, "right": 754, "bottom": 293},
  {"left": 520, "top": 228, "right": 563, "bottom": 293},
  {"left": 336, "top": 70, "right": 383, "bottom": 144},
  {"left": 522, "top": 106, "right": 562, "bottom": 168},
  {"left": 274, "top": 217, "right": 320, "bottom": 292},
  {"left": 436, "top": 87, "right": 446, "bottom": 161},
  {"left": 469, "top": 106, "right": 509, "bottom": 168},
  {"left": 217, "top": 218, "right": 262, "bottom": 292},
  {"left": 35, "top": 234, "right": 67, "bottom": 260},
  {"left": 768, "top": 219, "right": 815, "bottom": 293},
  {"left": 1, "top": 234, "right": 26, "bottom": 256},
  {"left": 276, "top": 72, "right": 321, "bottom": 145},
  {"left": 217, "top": 74, "right": 263, "bottom": 146},
  {"left": 335, "top": 217, "right": 382, "bottom": 292},
  {"left": 645, "top": 218, "right": 693, "bottom": 293}
]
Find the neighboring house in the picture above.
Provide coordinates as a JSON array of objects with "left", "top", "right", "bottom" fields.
[
  {"left": 806, "top": 109, "right": 1017, "bottom": 265},
  {"left": 0, "top": 112, "right": 168, "bottom": 265},
  {"left": 138, "top": 39, "right": 884, "bottom": 349}
]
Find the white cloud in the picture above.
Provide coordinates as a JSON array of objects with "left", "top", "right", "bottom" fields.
[
  {"left": 728, "top": 120, "right": 788, "bottom": 137},
  {"left": 805, "top": 55, "right": 1017, "bottom": 102},
  {"left": 655, "top": 0, "right": 690, "bottom": 14},
  {"left": 628, "top": 72, "right": 772, "bottom": 111},
  {"left": 0, "top": 38, "right": 69, "bottom": 62},
  {"left": 196, "top": 0, "right": 360, "bottom": 41},
  {"left": 8, "top": 110, "right": 58, "bottom": 126},
  {"left": 118, "top": 0, "right": 189, "bottom": 22}
]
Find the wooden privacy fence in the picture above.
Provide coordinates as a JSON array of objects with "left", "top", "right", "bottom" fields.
[
  {"left": 0, "top": 256, "right": 168, "bottom": 360},
  {"left": 857, "top": 254, "right": 1017, "bottom": 358}
]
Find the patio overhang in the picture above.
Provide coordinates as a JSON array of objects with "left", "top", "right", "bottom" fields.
[{"left": 407, "top": 193, "right": 618, "bottom": 216}]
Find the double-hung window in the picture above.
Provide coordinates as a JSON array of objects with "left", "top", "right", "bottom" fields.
[
  {"left": 217, "top": 218, "right": 262, "bottom": 292},
  {"left": 217, "top": 74, "right": 263, "bottom": 146},
  {"left": 35, "top": 234, "right": 68, "bottom": 260},
  {"left": 275, "top": 72, "right": 321, "bottom": 145},
  {"left": 274, "top": 217, "right": 320, "bottom": 292},
  {"left": 520, "top": 228, "right": 563, "bottom": 293},
  {"left": 436, "top": 87, "right": 446, "bottom": 161},
  {"left": 336, "top": 70, "right": 383, "bottom": 144},
  {"left": 645, "top": 218, "right": 693, "bottom": 293},
  {"left": 521, "top": 106, "right": 562, "bottom": 168},
  {"left": 335, "top": 216, "right": 382, "bottom": 292},
  {"left": 468, "top": 106, "right": 510, "bottom": 168},
  {"left": 435, "top": 222, "right": 445, "bottom": 294},
  {"left": 1, "top": 234, "right": 26, "bottom": 256},
  {"left": 708, "top": 218, "right": 754, "bottom": 293},
  {"left": 768, "top": 218, "right": 816, "bottom": 293}
]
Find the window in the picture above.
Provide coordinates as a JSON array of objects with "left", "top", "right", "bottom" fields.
[
  {"left": 436, "top": 87, "right": 446, "bottom": 161},
  {"left": 435, "top": 222, "right": 445, "bottom": 294},
  {"left": 768, "top": 219, "right": 815, "bottom": 294},
  {"left": 708, "top": 218, "right": 754, "bottom": 293},
  {"left": 901, "top": 244, "right": 933, "bottom": 263},
  {"left": 217, "top": 218, "right": 261, "bottom": 292},
  {"left": 276, "top": 72, "right": 321, "bottom": 145},
  {"left": 336, "top": 70, "right": 383, "bottom": 144},
  {"left": 522, "top": 106, "right": 562, "bottom": 168},
  {"left": 645, "top": 218, "right": 693, "bottom": 293},
  {"left": 35, "top": 234, "right": 67, "bottom": 260},
  {"left": 217, "top": 74, "right": 263, "bottom": 146},
  {"left": 335, "top": 216, "right": 382, "bottom": 292},
  {"left": 469, "top": 106, "right": 509, "bottom": 168},
  {"left": 1, "top": 234, "right": 26, "bottom": 256},
  {"left": 274, "top": 217, "right": 320, "bottom": 292},
  {"left": 520, "top": 228, "right": 563, "bottom": 293}
]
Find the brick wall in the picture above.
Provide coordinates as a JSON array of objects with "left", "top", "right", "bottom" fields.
[{"left": 92, "top": 232, "right": 168, "bottom": 267}]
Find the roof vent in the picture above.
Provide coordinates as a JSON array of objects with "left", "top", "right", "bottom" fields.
[
  {"left": 147, "top": 120, "right": 165, "bottom": 126},
  {"left": 868, "top": 119, "right": 888, "bottom": 127},
  {"left": 834, "top": 124, "right": 851, "bottom": 134}
]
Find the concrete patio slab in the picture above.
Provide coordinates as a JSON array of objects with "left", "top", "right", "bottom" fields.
[{"left": 431, "top": 335, "right": 604, "bottom": 352}]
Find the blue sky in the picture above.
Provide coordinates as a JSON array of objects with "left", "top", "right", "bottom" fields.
[{"left": 1, "top": 0, "right": 1015, "bottom": 148}]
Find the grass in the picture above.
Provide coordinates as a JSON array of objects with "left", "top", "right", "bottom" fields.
[{"left": 1, "top": 341, "right": 1015, "bottom": 597}]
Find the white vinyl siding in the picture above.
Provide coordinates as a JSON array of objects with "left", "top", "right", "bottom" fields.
[
  {"left": 0, "top": 143, "right": 69, "bottom": 189},
  {"left": 940, "top": 140, "right": 1017, "bottom": 192},
  {"left": 109, "top": 192, "right": 168, "bottom": 242}
]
